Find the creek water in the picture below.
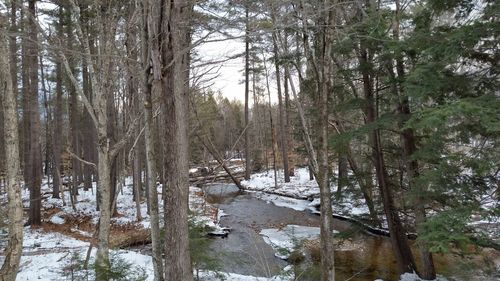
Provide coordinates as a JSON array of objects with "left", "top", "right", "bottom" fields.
[{"left": 203, "top": 184, "right": 498, "bottom": 281}]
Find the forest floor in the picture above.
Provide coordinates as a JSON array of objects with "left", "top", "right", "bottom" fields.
[
  {"left": 0, "top": 167, "right": 498, "bottom": 280},
  {"left": 0, "top": 178, "right": 287, "bottom": 281}
]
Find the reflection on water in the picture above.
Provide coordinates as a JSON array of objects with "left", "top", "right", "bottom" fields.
[{"left": 206, "top": 184, "right": 499, "bottom": 281}]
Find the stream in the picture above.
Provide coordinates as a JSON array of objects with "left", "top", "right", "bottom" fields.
[{"left": 203, "top": 183, "right": 498, "bottom": 281}]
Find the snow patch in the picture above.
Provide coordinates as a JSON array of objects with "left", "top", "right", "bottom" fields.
[
  {"left": 260, "top": 225, "right": 325, "bottom": 259},
  {"left": 49, "top": 214, "right": 65, "bottom": 225}
]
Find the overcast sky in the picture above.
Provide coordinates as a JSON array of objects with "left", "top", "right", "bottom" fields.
[{"left": 193, "top": 35, "right": 247, "bottom": 102}]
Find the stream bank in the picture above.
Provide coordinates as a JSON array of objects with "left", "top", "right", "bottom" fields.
[{"left": 204, "top": 183, "right": 499, "bottom": 281}]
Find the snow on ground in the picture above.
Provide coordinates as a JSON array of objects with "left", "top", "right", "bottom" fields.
[
  {"left": 198, "top": 270, "right": 290, "bottom": 281},
  {"left": 1, "top": 177, "right": 247, "bottom": 280},
  {"left": 397, "top": 272, "right": 449, "bottom": 281},
  {"left": 251, "top": 192, "right": 314, "bottom": 212},
  {"left": 241, "top": 168, "right": 371, "bottom": 218},
  {"left": 242, "top": 168, "right": 320, "bottom": 199},
  {"left": 16, "top": 229, "right": 154, "bottom": 281},
  {"left": 13, "top": 227, "right": 289, "bottom": 281}
]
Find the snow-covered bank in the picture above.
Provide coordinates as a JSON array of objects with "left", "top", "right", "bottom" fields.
[
  {"left": 241, "top": 168, "right": 320, "bottom": 199},
  {"left": 241, "top": 168, "right": 371, "bottom": 218},
  {"left": 0, "top": 177, "right": 258, "bottom": 280}
]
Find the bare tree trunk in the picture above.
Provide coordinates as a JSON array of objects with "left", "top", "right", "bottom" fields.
[
  {"left": 61, "top": 2, "right": 122, "bottom": 278},
  {"left": 80, "top": 1, "right": 94, "bottom": 192},
  {"left": 95, "top": 144, "right": 112, "bottom": 279},
  {"left": 65, "top": 10, "right": 81, "bottom": 204},
  {"left": 283, "top": 55, "right": 294, "bottom": 176},
  {"left": 317, "top": 3, "right": 336, "bottom": 279},
  {"left": 144, "top": 57, "right": 164, "bottom": 281},
  {"left": 272, "top": 33, "right": 290, "bottom": 183},
  {"left": 8, "top": 0, "right": 17, "bottom": 106},
  {"left": 147, "top": 0, "right": 194, "bottom": 279},
  {"left": 51, "top": 8, "right": 64, "bottom": 199},
  {"left": 0, "top": 14, "right": 24, "bottom": 281},
  {"left": 244, "top": 5, "right": 251, "bottom": 180},
  {"left": 145, "top": 95, "right": 163, "bottom": 279},
  {"left": 141, "top": 3, "right": 164, "bottom": 279},
  {"left": 262, "top": 53, "right": 279, "bottom": 188},
  {"left": 21, "top": 4, "right": 30, "bottom": 188},
  {"left": 27, "top": 0, "right": 42, "bottom": 227},
  {"left": 133, "top": 148, "right": 143, "bottom": 221}
]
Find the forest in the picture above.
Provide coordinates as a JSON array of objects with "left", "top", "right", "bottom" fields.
[{"left": 0, "top": 0, "right": 498, "bottom": 281}]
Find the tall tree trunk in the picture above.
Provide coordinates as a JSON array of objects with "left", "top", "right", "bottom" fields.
[
  {"left": 95, "top": 144, "right": 112, "bottom": 279},
  {"left": 40, "top": 55, "right": 50, "bottom": 178},
  {"left": 401, "top": 108, "right": 436, "bottom": 279},
  {"left": 147, "top": 0, "right": 194, "bottom": 279},
  {"left": 360, "top": 45, "right": 418, "bottom": 274},
  {"left": 27, "top": 0, "right": 42, "bottom": 227},
  {"left": 65, "top": 10, "right": 80, "bottom": 204},
  {"left": 283, "top": 54, "right": 294, "bottom": 176},
  {"left": 0, "top": 14, "right": 24, "bottom": 281},
  {"left": 80, "top": 1, "right": 95, "bottom": 192},
  {"left": 244, "top": 4, "right": 251, "bottom": 180},
  {"left": 317, "top": 3, "right": 336, "bottom": 279},
  {"left": 145, "top": 89, "right": 163, "bottom": 279},
  {"left": 133, "top": 147, "right": 143, "bottom": 221},
  {"left": 141, "top": 3, "right": 164, "bottom": 278},
  {"left": 272, "top": 34, "right": 290, "bottom": 183},
  {"left": 393, "top": 0, "right": 436, "bottom": 277},
  {"left": 21, "top": 4, "right": 30, "bottom": 188},
  {"left": 262, "top": 54, "right": 279, "bottom": 188},
  {"left": 9, "top": 0, "right": 17, "bottom": 104},
  {"left": 51, "top": 7, "right": 63, "bottom": 199},
  {"left": 126, "top": 6, "right": 142, "bottom": 221},
  {"left": 61, "top": 2, "right": 118, "bottom": 278}
]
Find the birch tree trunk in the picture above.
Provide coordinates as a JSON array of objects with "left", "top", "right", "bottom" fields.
[{"left": 0, "top": 14, "right": 24, "bottom": 281}]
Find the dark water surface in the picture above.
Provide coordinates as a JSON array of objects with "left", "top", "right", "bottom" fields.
[{"left": 205, "top": 184, "right": 498, "bottom": 281}]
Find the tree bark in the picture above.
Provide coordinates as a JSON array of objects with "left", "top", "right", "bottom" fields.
[
  {"left": 272, "top": 33, "right": 290, "bottom": 183},
  {"left": 282, "top": 54, "right": 294, "bottom": 176},
  {"left": 27, "top": 0, "right": 42, "bottom": 227},
  {"left": 80, "top": 1, "right": 95, "bottom": 192},
  {"left": 61, "top": 1, "right": 126, "bottom": 278},
  {"left": 0, "top": 14, "right": 24, "bottom": 281},
  {"left": 147, "top": 0, "right": 194, "bottom": 279},
  {"left": 317, "top": 3, "right": 336, "bottom": 279},
  {"left": 262, "top": 53, "right": 279, "bottom": 189},
  {"left": 244, "top": 4, "right": 251, "bottom": 180},
  {"left": 141, "top": 3, "right": 164, "bottom": 279},
  {"left": 51, "top": 7, "right": 63, "bottom": 198},
  {"left": 21, "top": 4, "right": 30, "bottom": 189}
]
